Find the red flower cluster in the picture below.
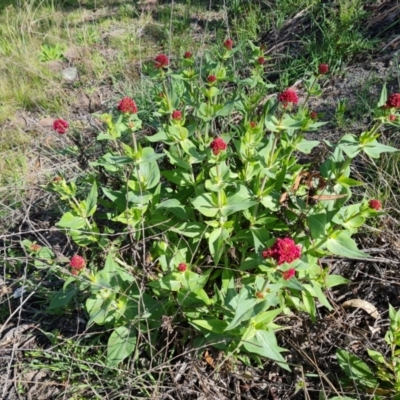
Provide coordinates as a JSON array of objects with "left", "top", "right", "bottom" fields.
[
  {"left": 250, "top": 121, "right": 257, "bottom": 128},
  {"left": 207, "top": 74, "right": 217, "bottom": 83},
  {"left": 70, "top": 255, "right": 86, "bottom": 275},
  {"left": 262, "top": 238, "right": 301, "bottom": 265},
  {"left": 210, "top": 137, "right": 227, "bottom": 156},
  {"left": 282, "top": 268, "right": 296, "bottom": 280},
  {"left": 369, "top": 199, "right": 381, "bottom": 211},
  {"left": 53, "top": 119, "right": 69, "bottom": 134},
  {"left": 389, "top": 114, "right": 397, "bottom": 122},
  {"left": 310, "top": 111, "right": 318, "bottom": 120},
  {"left": 223, "top": 38, "right": 233, "bottom": 50},
  {"left": 257, "top": 56, "right": 265, "bottom": 65},
  {"left": 154, "top": 54, "right": 169, "bottom": 69},
  {"left": 184, "top": 51, "right": 192, "bottom": 59},
  {"left": 278, "top": 89, "right": 299, "bottom": 107},
  {"left": 178, "top": 262, "right": 187, "bottom": 272},
  {"left": 386, "top": 93, "right": 400, "bottom": 109},
  {"left": 171, "top": 110, "right": 182, "bottom": 120},
  {"left": 118, "top": 97, "right": 138, "bottom": 114},
  {"left": 318, "top": 64, "right": 329, "bottom": 75}
]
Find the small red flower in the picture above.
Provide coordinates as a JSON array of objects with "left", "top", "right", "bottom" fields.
[
  {"left": 52, "top": 176, "right": 62, "bottom": 183},
  {"left": 118, "top": 97, "right": 138, "bottom": 114},
  {"left": 278, "top": 89, "right": 299, "bottom": 107},
  {"left": 154, "top": 54, "right": 169, "bottom": 69},
  {"left": 207, "top": 74, "right": 217, "bottom": 83},
  {"left": 30, "top": 243, "right": 41, "bottom": 252},
  {"left": 318, "top": 64, "right": 329, "bottom": 75},
  {"left": 257, "top": 56, "right": 265, "bottom": 65},
  {"left": 223, "top": 38, "right": 233, "bottom": 50},
  {"left": 184, "top": 51, "right": 192, "bottom": 59},
  {"left": 262, "top": 238, "right": 301, "bottom": 265},
  {"left": 387, "top": 93, "right": 400, "bottom": 109},
  {"left": 177, "top": 262, "right": 187, "bottom": 272},
  {"left": 171, "top": 110, "right": 182, "bottom": 120},
  {"left": 210, "top": 137, "right": 227, "bottom": 156},
  {"left": 250, "top": 121, "right": 257, "bottom": 128},
  {"left": 310, "top": 111, "right": 318, "bottom": 120},
  {"left": 282, "top": 268, "right": 296, "bottom": 280},
  {"left": 255, "top": 291, "right": 265, "bottom": 299},
  {"left": 53, "top": 119, "right": 69, "bottom": 134},
  {"left": 389, "top": 114, "right": 397, "bottom": 122},
  {"left": 369, "top": 199, "right": 381, "bottom": 211},
  {"left": 70, "top": 255, "right": 86, "bottom": 273}
]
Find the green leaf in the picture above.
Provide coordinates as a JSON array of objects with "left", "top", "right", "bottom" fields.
[
  {"left": 148, "top": 274, "right": 181, "bottom": 291},
  {"left": 136, "top": 160, "right": 160, "bottom": 189},
  {"left": 363, "top": 140, "right": 399, "bottom": 159},
  {"left": 162, "top": 169, "right": 193, "bottom": 187},
  {"left": 325, "top": 275, "right": 350, "bottom": 288},
  {"left": 337, "top": 176, "right": 364, "bottom": 187},
  {"left": 367, "top": 349, "right": 386, "bottom": 365},
  {"left": 296, "top": 139, "right": 320, "bottom": 154},
  {"left": 310, "top": 281, "right": 333, "bottom": 311},
  {"left": 57, "top": 212, "right": 86, "bottom": 229},
  {"left": 243, "top": 329, "right": 290, "bottom": 371},
  {"left": 107, "top": 326, "right": 137, "bottom": 367},
  {"left": 192, "top": 193, "right": 219, "bottom": 217},
  {"left": 222, "top": 185, "right": 257, "bottom": 216},
  {"left": 190, "top": 319, "right": 228, "bottom": 334},
  {"left": 146, "top": 130, "right": 169, "bottom": 143},
  {"left": 338, "top": 134, "right": 361, "bottom": 158},
  {"left": 378, "top": 84, "right": 387, "bottom": 108},
  {"left": 302, "top": 290, "right": 316, "bottom": 322},
  {"left": 155, "top": 199, "right": 187, "bottom": 219},
  {"left": 85, "top": 181, "right": 98, "bottom": 217},
  {"left": 209, "top": 227, "right": 229, "bottom": 265},
  {"left": 48, "top": 286, "right": 77, "bottom": 311},
  {"left": 326, "top": 231, "right": 370, "bottom": 259},
  {"left": 179, "top": 270, "right": 211, "bottom": 293},
  {"left": 307, "top": 212, "right": 326, "bottom": 240},
  {"left": 336, "top": 349, "right": 378, "bottom": 388}
]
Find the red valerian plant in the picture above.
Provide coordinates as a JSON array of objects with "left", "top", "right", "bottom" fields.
[
  {"left": 282, "top": 268, "right": 296, "bottom": 280},
  {"left": 262, "top": 238, "right": 301, "bottom": 265},
  {"left": 154, "top": 54, "right": 169, "bottom": 69},
  {"left": 118, "top": 97, "right": 138, "bottom": 114},
  {"left": 183, "top": 51, "right": 192, "bottom": 59},
  {"left": 53, "top": 119, "right": 69, "bottom": 134},
  {"left": 171, "top": 110, "right": 182, "bottom": 120},
  {"left": 369, "top": 199, "right": 382, "bottom": 211},
  {"left": 210, "top": 137, "right": 227, "bottom": 155},
  {"left": 70, "top": 255, "right": 86, "bottom": 275},
  {"left": 223, "top": 38, "right": 233, "bottom": 50},
  {"left": 278, "top": 89, "right": 299, "bottom": 107},
  {"left": 207, "top": 74, "right": 217, "bottom": 84},
  {"left": 386, "top": 93, "right": 400, "bottom": 109},
  {"left": 177, "top": 263, "right": 187, "bottom": 272},
  {"left": 318, "top": 63, "right": 329, "bottom": 75},
  {"left": 257, "top": 56, "right": 265, "bottom": 65}
]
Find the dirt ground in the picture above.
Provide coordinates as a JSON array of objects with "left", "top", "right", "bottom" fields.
[{"left": 1, "top": 1, "right": 400, "bottom": 399}]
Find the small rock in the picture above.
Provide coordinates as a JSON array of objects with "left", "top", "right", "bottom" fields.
[
  {"left": 75, "top": 91, "right": 90, "bottom": 110},
  {"left": 38, "top": 117, "right": 55, "bottom": 128},
  {"left": 62, "top": 67, "right": 78, "bottom": 82},
  {"left": 107, "top": 28, "right": 127, "bottom": 38},
  {"left": 42, "top": 60, "right": 64, "bottom": 73},
  {"left": 63, "top": 47, "right": 83, "bottom": 61}
]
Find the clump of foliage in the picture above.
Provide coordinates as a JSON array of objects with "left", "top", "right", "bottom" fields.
[
  {"left": 337, "top": 305, "right": 400, "bottom": 399},
  {"left": 39, "top": 39, "right": 398, "bottom": 368}
]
